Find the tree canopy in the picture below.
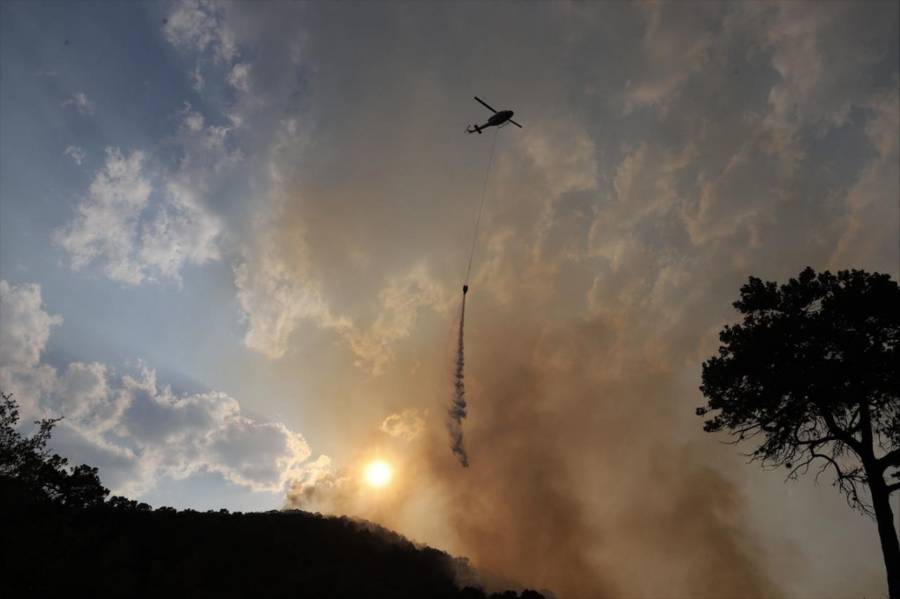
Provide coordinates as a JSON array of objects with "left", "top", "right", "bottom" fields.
[
  {"left": 697, "top": 267, "right": 899, "bottom": 597},
  {"left": 0, "top": 391, "right": 109, "bottom": 509}
]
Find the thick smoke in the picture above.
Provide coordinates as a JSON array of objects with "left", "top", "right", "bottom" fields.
[
  {"left": 448, "top": 293, "right": 469, "bottom": 467},
  {"left": 413, "top": 313, "right": 784, "bottom": 599},
  {"left": 215, "top": 2, "right": 897, "bottom": 596}
]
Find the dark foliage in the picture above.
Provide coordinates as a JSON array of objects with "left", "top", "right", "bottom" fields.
[
  {"left": 697, "top": 267, "right": 899, "bottom": 598},
  {"left": 0, "top": 393, "right": 546, "bottom": 598},
  {"left": 0, "top": 391, "right": 109, "bottom": 508}
]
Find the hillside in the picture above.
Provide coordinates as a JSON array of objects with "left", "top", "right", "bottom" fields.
[{"left": 0, "top": 478, "right": 546, "bottom": 599}]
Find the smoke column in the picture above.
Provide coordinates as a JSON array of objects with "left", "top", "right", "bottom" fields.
[{"left": 448, "top": 292, "right": 469, "bottom": 467}]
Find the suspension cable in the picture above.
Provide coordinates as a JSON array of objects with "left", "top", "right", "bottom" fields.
[{"left": 463, "top": 127, "right": 500, "bottom": 285}]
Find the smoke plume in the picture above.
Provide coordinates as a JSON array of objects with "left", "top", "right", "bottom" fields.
[{"left": 448, "top": 293, "right": 469, "bottom": 467}]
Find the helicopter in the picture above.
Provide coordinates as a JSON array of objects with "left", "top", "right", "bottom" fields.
[{"left": 466, "top": 96, "right": 522, "bottom": 134}]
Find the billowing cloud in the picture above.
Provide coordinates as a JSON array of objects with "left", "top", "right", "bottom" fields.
[
  {"left": 54, "top": 148, "right": 153, "bottom": 284},
  {"left": 54, "top": 116, "right": 224, "bottom": 285},
  {"left": 0, "top": 279, "right": 322, "bottom": 496},
  {"left": 0, "top": 280, "right": 62, "bottom": 369}
]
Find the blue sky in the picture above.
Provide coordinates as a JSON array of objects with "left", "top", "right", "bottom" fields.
[{"left": 1, "top": 2, "right": 898, "bottom": 597}]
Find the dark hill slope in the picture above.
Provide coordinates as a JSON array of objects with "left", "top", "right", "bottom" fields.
[{"left": 0, "top": 481, "right": 545, "bottom": 599}]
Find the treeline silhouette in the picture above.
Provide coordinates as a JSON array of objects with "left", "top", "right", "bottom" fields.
[{"left": 0, "top": 393, "right": 546, "bottom": 599}]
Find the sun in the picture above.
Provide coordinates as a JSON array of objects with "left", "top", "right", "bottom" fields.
[{"left": 364, "top": 460, "right": 393, "bottom": 488}]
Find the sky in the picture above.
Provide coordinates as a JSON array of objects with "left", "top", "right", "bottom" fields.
[{"left": 1, "top": 1, "right": 898, "bottom": 597}]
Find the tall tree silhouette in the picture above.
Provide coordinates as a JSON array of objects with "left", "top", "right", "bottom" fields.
[{"left": 697, "top": 268, "right": 900, "bottom": 598}]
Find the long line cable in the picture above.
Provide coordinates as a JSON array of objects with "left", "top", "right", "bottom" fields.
[
  {"left": 448, "top": 126, "right": 499, "bottom": 468},
  {"left": 463, "top": 127, "right": 500, "bottom": 284}
]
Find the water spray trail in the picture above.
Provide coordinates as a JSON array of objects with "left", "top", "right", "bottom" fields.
[
  {"left": 448, "top": 292, "right": 469, "bottom": 467},
  {"left": 450, "top": 126, "right": 498, "bottom": 467}
]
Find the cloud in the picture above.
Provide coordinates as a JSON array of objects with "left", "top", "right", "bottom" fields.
[
  {"left": 829, "top": 89, "right": 900, "bottom": 274},
  {"left": 53, "top": 148, "right": 153, "bottom": 284},
  {"left": 0, "top": 280, "right": 63, "bottom": 369},
  {"left": 114, "top": 366, "right": 312, "bottom": 493},
  {"left": 622, "top": 3, "right": 715, "bottom": 115},
  {"left": 381, "top": 409, "right": 426, "bottom": 442},
  {"left": 227, "top": 62, "right": 251, "bottom": 92},
  {"left": 63, "top": 145, "right": 86, "bottom": 165},
  {"left": 346, "top": 265, "right": 449, "bottom": 374},
  {"left": 164, "top": 0, "right": 237, "bottom": 63},
  {"left": 138, "top": 178, "right": 222, "bottom": 280},
  {"left": 231, "top": 113, "right": 447, "bottom": 370},
  {"left": 62, "top": 92, "right": 94, "bottom": 115},
  {"left": 234, "top": 234, "right": 351, "bottom": 360},
  {"left": 0, "top": 279, "right": 322, "bottom": 497},
  {"left": 54, "top": 126, "right": 224, "bottom": 285},
  {"left": 165, "top": 0, "right": 248, "bottom": 104}
]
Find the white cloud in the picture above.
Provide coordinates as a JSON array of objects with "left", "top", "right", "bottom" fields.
[
  {"left": 63, "top": 145, "right": 86, "bottom": 165},
  {"left": 165, "top": 0, "right": 247, "bottom": 98},
  {"left": 0, "top": 279, "right": 322, "bottom": 497},
  {"left": 380, "top": 409, "right": 426, "bottom": 442},
  {"left": 62, "top": 92, "right": 95, "bottom": 115},
  {"left": 55, "top": 139, "right": 224, "bottom": 285},
  {"left": 164, "top": 0, "right": 237, "bottom": 63},
  {"left": 227, "top": 62, "right": 251, "bottom": 92},
  {"left": 54, "top": 362, "right": 122, "bottom": 435},
  {"left": 0, "top": 280, "right": 62, "bottom": 369},
  {"left": 139, "top": 177, "right": 222, "bottom": 280},
  {"left": 54, "top": 148, "right": 153, "bottom": 284}
]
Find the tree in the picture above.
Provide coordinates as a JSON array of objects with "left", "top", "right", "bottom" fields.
[
  {"left": 697, "top": 268, "right": 900, "bottom": 598},
  {"left": 0, "top": 391, "right": 109, "bottom": 509}
]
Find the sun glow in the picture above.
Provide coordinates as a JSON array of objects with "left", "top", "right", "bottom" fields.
[{"left": 364, "top": 460, "right": 393, "bottom": 488}]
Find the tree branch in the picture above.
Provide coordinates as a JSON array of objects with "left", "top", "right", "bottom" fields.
[
  {"left": 877, "top": 448, "right": 900, "bottom": 472},
  {"left": 818, "top": 407, "right": 862, "bottom": 454}
]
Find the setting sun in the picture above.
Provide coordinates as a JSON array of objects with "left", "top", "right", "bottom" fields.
[{"left": 364, "top": 460, "right": 393, "bottom": 488}]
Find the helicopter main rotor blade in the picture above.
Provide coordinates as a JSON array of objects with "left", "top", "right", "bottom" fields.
[
  {"left": 474, "top": 96, "right": 498, "bottom": 113},
  {"left": 509, "top": 119, "right": 523, "bottom": 128}
]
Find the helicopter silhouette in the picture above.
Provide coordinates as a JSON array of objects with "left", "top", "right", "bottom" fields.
[{"left": 466, "top": 97, "right": 522, "bottom": 134}]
